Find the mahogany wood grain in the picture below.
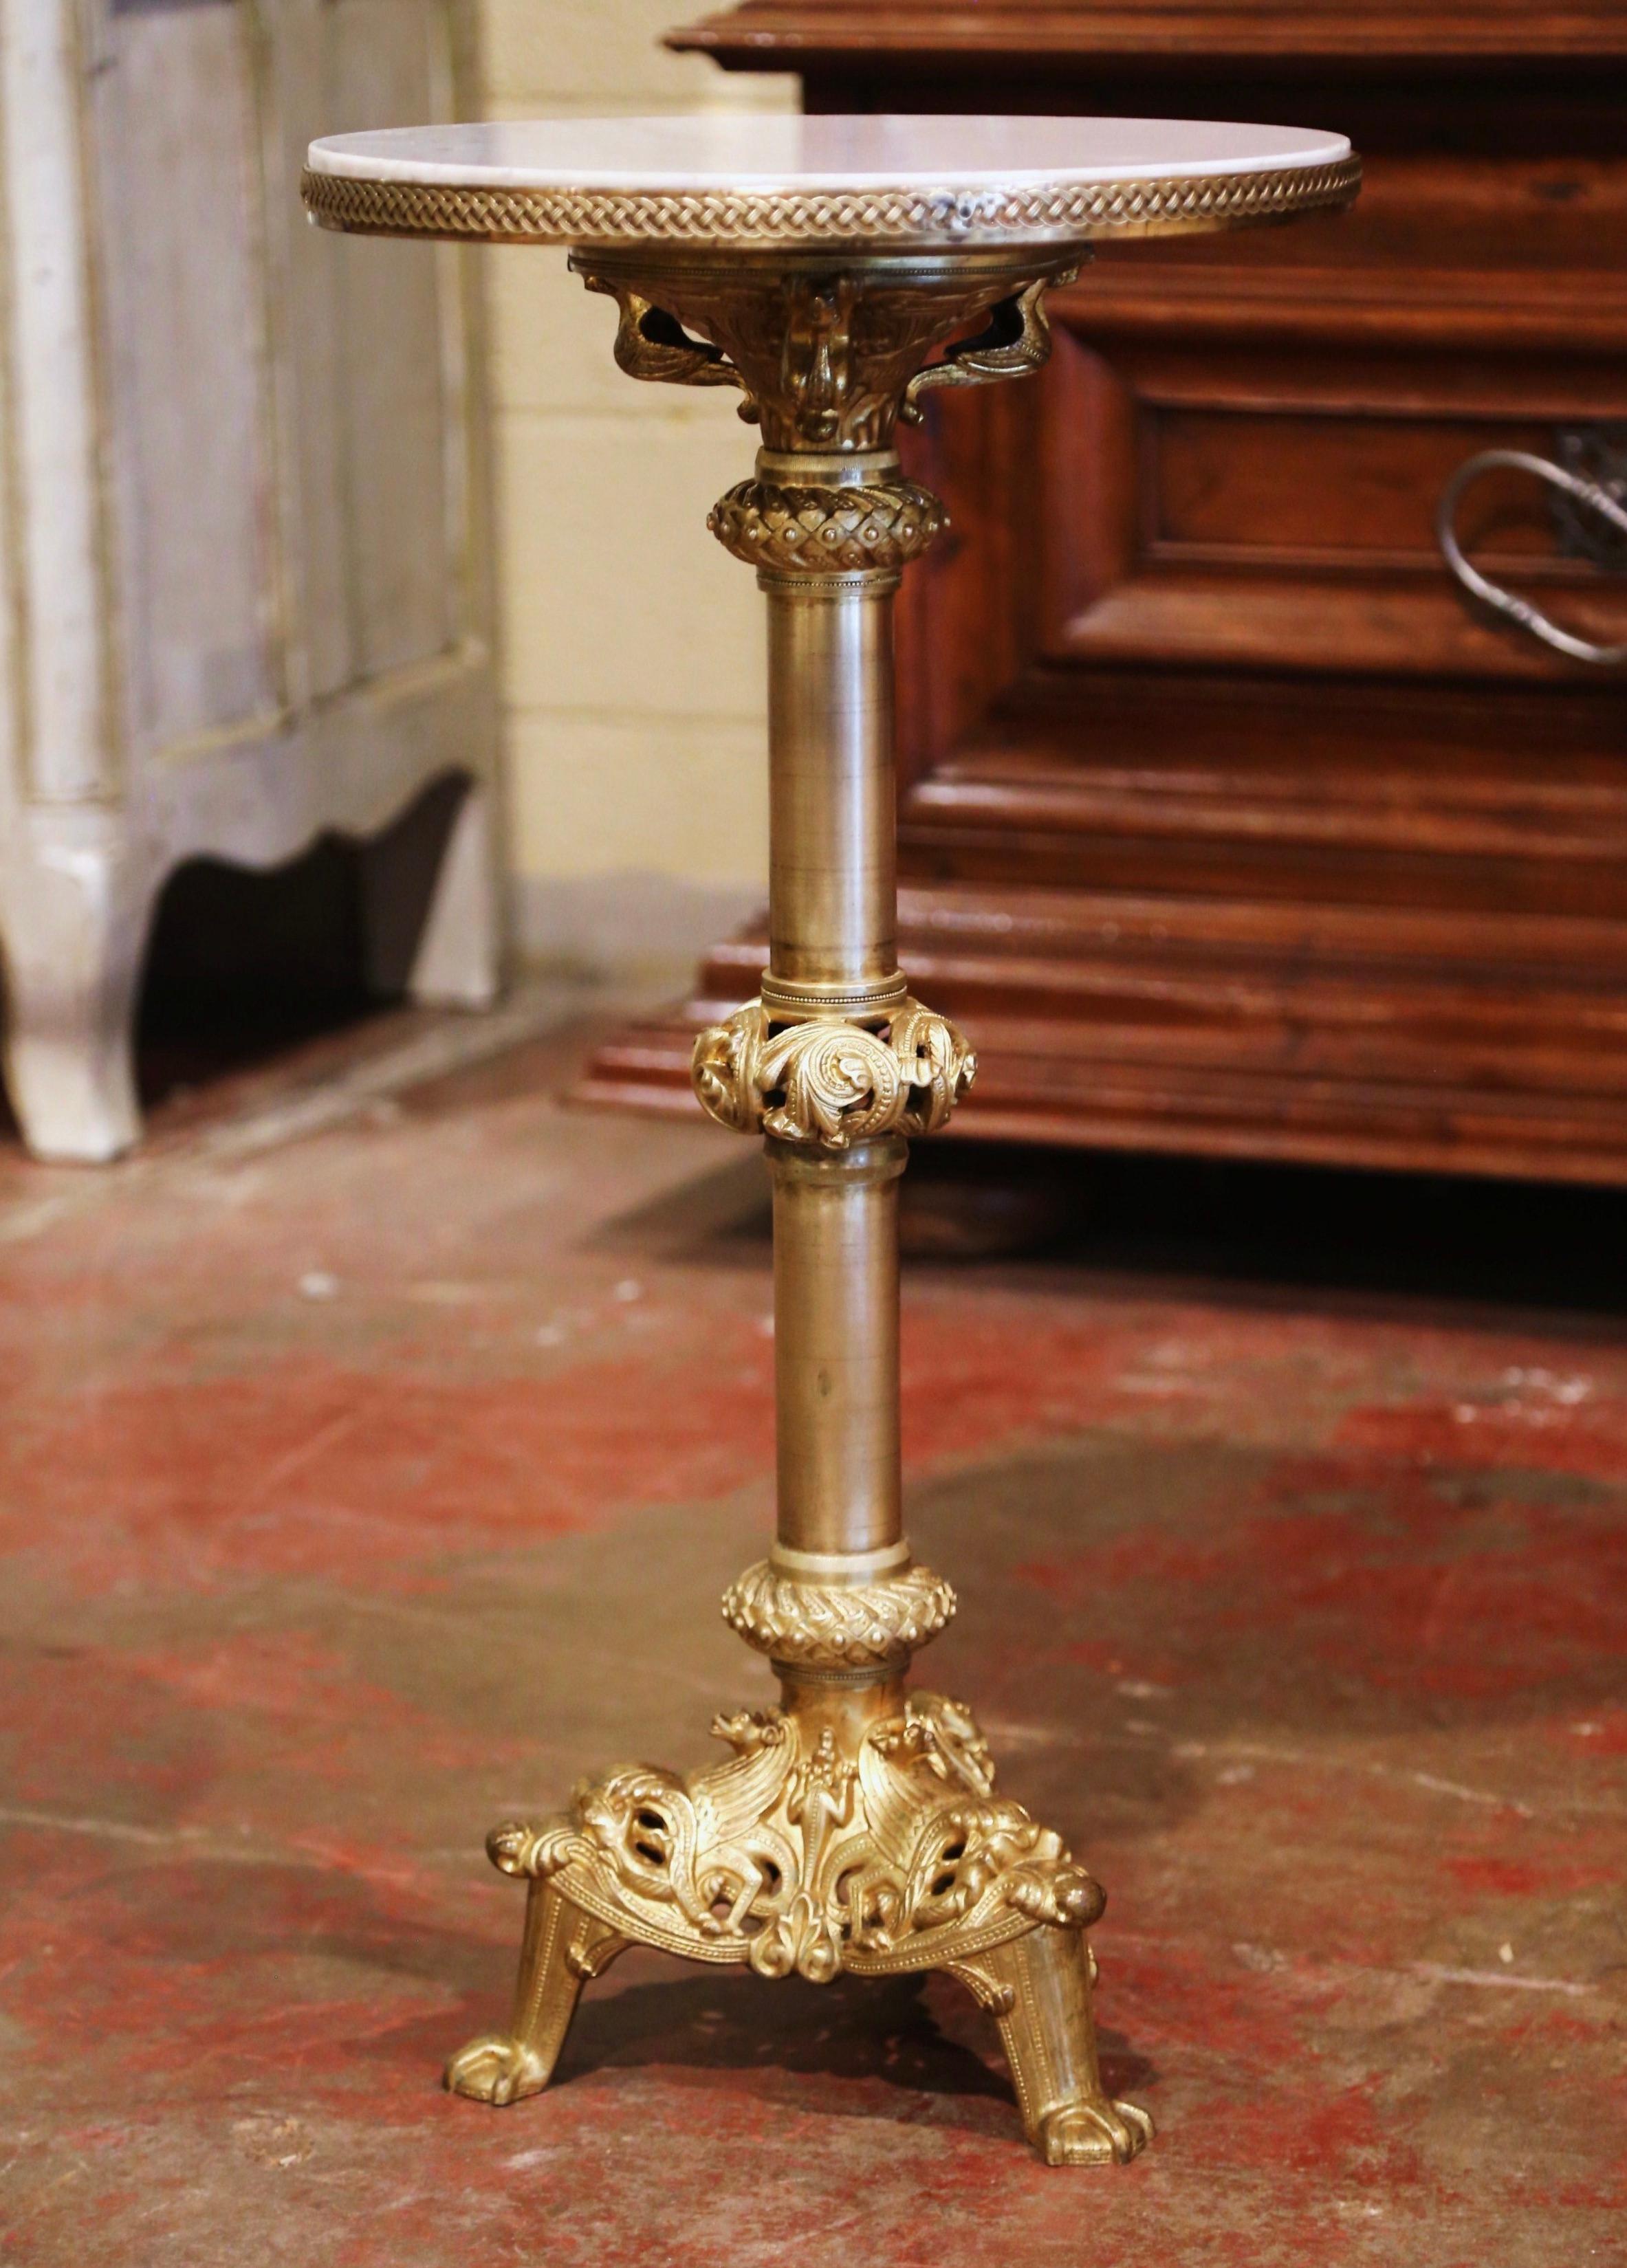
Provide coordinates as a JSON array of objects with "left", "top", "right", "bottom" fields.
[{"left": 668, "top": 5, "right": 1627, "bottom": 71}]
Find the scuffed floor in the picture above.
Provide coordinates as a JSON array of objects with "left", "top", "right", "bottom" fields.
[{"left": 1, "top": 1004, "right": 1623, "bottom": 2266}]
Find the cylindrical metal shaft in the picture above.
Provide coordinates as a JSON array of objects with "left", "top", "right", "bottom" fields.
[
  {"left": 765, "top": 580, "right": 897, "bottom": 995},
  {"left": 760, "top": 449, "right": 908, "bottom": 1570},
  {"left": 770, "top": 1136, "right": 904, "bottom": 1560}
]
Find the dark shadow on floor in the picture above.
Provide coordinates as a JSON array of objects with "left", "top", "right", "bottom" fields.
[
  {"left": 1046, "top": 1145, "right": 1627, "bottom": 1318},
  {"left": 592, "top": 1132, "right": 1627, "bottom": 1321},
  {"left": 397, "top": 1959, "right": 1156, "bottom": 2138},
  {"left": 136, "top": 773, "right": 485, "bottom": 1116},
  {"left": 554, "top": 1968, "right": 1005, "bottom": 2098},
  {"left": 136, "top": 840, "right": 382, "bottom": 1113}
]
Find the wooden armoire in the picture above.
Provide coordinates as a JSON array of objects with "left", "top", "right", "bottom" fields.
[
  {"left": 580, "top": 3, "right": 1627, "bottom": 1187},
  {"left": 0, "top": 0, "right": 497, "bottom": 1162}
]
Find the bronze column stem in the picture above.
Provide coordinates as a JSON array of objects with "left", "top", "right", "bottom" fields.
[
  {"left": 758, "top": 449, "right": 907, "bottom": 1576},
  {"left": 444, "top": 247, "right": 1152, "bottom": 2164}
]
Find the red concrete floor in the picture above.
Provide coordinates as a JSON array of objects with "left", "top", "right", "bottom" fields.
[{"left": 1, "top": 1000, "right": 1624, "bottom": 2267}]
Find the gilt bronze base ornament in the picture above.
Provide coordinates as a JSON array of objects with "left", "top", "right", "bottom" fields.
[
  {"left": 445, "top": 1680, "right": 1150, "bottom": 2166},
  {"left": 305, "top": 112, "right": 1358, "bottom": 2163}
]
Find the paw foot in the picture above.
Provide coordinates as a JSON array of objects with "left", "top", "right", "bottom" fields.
[
  {"left": 444, "top": 2033, "right": 550, "bottom": 2106},
  {"left": 1037, "top": 2096, "right": 1154, "bottom": 2167}
]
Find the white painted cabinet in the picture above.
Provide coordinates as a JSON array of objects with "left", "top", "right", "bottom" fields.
[{"left": 0, "top": 0, "right": 499, "bottom": 1159}]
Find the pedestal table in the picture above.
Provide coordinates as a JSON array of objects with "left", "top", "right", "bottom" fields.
[{"left": 304, "top": 115, "right": 1357, "bottom": 2165}]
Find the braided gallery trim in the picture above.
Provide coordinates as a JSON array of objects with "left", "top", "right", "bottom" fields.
[
  {"left": 301, "top": 157, "right": 1360, "bottom": 247},
  {"left": 709, "top": 478, "right": 946, "bottom": 573},
  {"left": 722, "top": 1559, "right": 957, "bottom": 1668}
]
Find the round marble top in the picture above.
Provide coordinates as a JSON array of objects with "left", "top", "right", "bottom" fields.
[{"left": 303, "top": 114, "right": 1357, "bottom": 252}]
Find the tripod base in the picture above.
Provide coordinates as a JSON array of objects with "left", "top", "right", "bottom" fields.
[{"left": 446, "top": 1678, "right": 1151, "bottom": 2167}]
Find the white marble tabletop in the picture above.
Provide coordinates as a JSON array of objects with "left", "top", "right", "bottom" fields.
[{"left": 303, "top": 115, "right": 1357, "bottom": 252}]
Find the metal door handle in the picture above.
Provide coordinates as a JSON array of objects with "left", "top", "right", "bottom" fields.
[{"left": 1437, "top": 446, "right": 1627, "bottom": 668}]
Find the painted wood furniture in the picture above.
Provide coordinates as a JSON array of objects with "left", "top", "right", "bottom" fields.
[
  {"left": 577, "top": 1, "right": 1627, "bottom": 1189},
  {"left": 304, "top": 109, "right": 1354, "bottom": 2159},
  {"left": 0, "top": 0, "right": 498, "bottom": 1162}
]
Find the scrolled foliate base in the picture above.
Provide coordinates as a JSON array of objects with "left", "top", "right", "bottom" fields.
[{"left": 444, "top": 1686, "right": 1150, "bottom": 2165}]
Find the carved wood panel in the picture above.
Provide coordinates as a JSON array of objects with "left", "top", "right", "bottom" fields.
[{"left": 1038, "top": 334, "right": 1627, "bottom": 683}]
